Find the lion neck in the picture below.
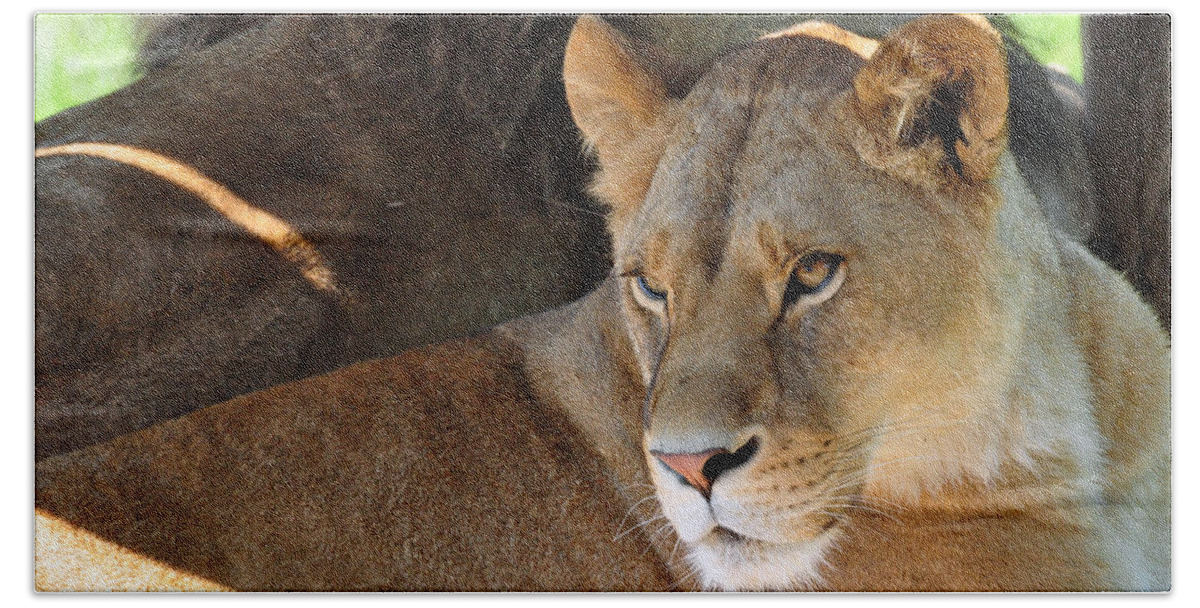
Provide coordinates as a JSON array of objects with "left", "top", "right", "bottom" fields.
[
  {"left": 856, "top": 152, "right": 1106, "bottom": 515},
  {"left": 500, "top": 283, "right": 698, "bottom": 582}
]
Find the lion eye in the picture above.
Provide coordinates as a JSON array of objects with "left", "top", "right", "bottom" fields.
[
  {"left": 783, "top": 252, "right": 843, "bottom": 310},
  {"left": 636, "top": 275, "right": 668, "bottom": 302}
]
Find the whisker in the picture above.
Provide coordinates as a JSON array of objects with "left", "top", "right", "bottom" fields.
[
  {"left": 823, "top": 501, "right": 901, "bottom": 523},
  {"left": 613, "top": 494, "right": 660, "bottom": 538},
  {"left": 614, "top": 513, "right": 666, "bottom": 542},
  {"left": 839, "top": 410, "right": 971, "bottom": 447},
  {"left": 649, "top": 523, "right": 674, "bottom": 542},
  {"left": 641, "top": 523, "right": 677, "bottom": 558},
  {"left": 668, "top": 534, "right": 684, "bottom": 563},
  {"left": 668, "top": 560, "right": 703, "bottom": 591},
  {"left": 820, "top": 453, "right": 934, "bottom": 496},
  {"left": 852, "top": 492, "right": 910, "bottom": 513}
]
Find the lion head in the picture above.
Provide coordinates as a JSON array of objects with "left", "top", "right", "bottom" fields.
[{"left": 562, "top": 14, "right": 1106, "bottom": 590}]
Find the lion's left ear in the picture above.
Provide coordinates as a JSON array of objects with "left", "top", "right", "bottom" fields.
[{"left": 850, "top": 15, "right": 1008, "bottom": 188}]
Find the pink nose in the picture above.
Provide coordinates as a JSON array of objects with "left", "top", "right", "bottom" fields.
[
  {"left": 650, "top": 437, "right": 761, "bottom": 497},
  {"left": 651, "top": 449, "right": 727, "bottom": 496}
]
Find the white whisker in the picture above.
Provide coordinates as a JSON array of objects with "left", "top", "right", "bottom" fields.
[
  {"left": 613, "top": 494, "right": 660, "bottom": 540},
  {"left": 641, "top": 523, "right": 677, "bottom": 558},
  {"left": 613, "top": 513, "right": 666, "bottom": 542},
  {"left": 823, "top": 501, "right": 901, "bottom": 523}
]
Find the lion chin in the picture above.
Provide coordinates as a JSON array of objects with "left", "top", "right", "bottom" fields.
[
  {"left": 650, "top": 456, "right": 842, "bottom": 591},
  {"left": 686, "top": 530, "right": 838, "bottom": 591}
]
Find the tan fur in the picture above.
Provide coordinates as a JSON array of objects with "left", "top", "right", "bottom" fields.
[
  {"left": 35, "top": 510, "right": 229, "bottom": 591},
  {"left": 761, "top": 21, "right": 879, "bottom": 59},
  {"left": 558, "top": 14, "right": 1170, "bottom": 590},
  {"left": 850, "top": 15, "right": 1010, "bottom": 189},
  {"left": 34, "top": 143, "right": 342, "bottom": 296}
]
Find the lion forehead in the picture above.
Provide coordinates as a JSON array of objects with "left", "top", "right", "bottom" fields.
[{"left": 627, "top": 49, "right": 897, "bottom": 268}]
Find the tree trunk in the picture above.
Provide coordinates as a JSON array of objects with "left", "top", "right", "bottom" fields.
[{"left": 1083, "top": 14, "right": 1171, "bottom": 330}]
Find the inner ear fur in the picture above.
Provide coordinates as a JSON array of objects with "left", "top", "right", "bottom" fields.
[
  {"left": 850, "top": 14, "right": 1009, "bottom": 189},
  {"left": 563, "top": 15, "right": 674, "bottom": 228}
]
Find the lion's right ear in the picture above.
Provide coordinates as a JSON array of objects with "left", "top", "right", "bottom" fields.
[
  {"left": 564, "top": 15, "right": 667, "bottom": 154},
  {"left": 564, "top": 16, "right": 671, "bottom": 223}
]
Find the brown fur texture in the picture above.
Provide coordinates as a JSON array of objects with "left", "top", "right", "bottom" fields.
[
  {"left": 35, "top": 15, "right": 1168, "bottom": 591},
  {"left": 36, "top": 333, "right": 672, "bottom": 591}
]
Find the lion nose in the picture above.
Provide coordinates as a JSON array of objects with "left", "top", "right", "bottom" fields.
[{"left": 651, "top": 437, "right": 760, "bottom": 497}]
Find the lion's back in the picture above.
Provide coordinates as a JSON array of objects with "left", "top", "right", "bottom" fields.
[{"left": 35, "top": 333, "right": 671, "bottom": 591}]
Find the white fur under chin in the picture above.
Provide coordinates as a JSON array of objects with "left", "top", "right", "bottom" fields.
[
  {"left": 649, "top": 457, "right": 840, "bottom": 590},
  {"left": 686, "top": 531, "right": 838, "bottom": 591}
]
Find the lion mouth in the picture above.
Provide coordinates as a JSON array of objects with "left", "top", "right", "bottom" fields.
[
  {"left": 687, "top": 519, "right": 844, "bottom": 591},
  {"left": 712, "top": 525, "right": 751, "bottom": 543},
  {"left": 707, "top": 515, "right": 842, "bottom": 548}
]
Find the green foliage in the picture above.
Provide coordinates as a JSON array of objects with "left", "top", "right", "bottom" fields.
[
  {"left": 34, "top": 14, "right": 141, "bottom": 122},
  {"left": 1007, "top": 14, "right": 1084, "bottom": 84}
]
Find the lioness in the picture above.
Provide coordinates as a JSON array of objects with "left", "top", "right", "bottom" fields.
[
  {"left": 36, "top": 15, "right": 1169, "bottom": 591},
  {"left": 558, "top": 13, "right": 1170, "bottom": 590}
]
